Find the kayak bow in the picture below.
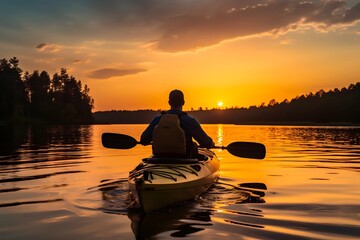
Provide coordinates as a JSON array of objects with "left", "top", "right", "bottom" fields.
[{"left": 128, "top": 148, "right": 220, "bottom": 212}]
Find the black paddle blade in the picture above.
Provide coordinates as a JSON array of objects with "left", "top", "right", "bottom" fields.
[
  {"left": 226, "top": 142, "right": 266, "bottom": 159},
  {"left": 239, "top": 182, "right": 267, "bottom": 190},
  {"left": 102, "top": 133, "right": 138, "bottom": 149}
]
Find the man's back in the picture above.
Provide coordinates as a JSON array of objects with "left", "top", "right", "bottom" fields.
[
  {"left": 141, "top": 110, "right": 213, "bottom": 149},
  {"left": 152, "top": 114, "right": 187, "bottom": 157}
]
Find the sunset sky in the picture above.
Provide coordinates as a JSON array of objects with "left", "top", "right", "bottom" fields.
[{"left": 1, "top": 0, "right": 360, "bottom": 111}]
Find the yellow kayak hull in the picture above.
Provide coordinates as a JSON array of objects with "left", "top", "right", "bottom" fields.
[{"left": 128, "top": 149, "right": 220, "bottom": 212}]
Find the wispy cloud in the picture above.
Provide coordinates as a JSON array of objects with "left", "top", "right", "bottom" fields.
[
  {"left": 36, "top": 43, "right": 62, "bottom": 52},
  {"left": 72, "top": 59, "right": 90, "bottom": 65},
  {"left": 88, "top": 68, "right": 147, "bottom": 79}
]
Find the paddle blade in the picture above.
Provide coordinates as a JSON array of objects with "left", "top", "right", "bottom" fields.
[
  {"left": 102, "top": 133, "right": 138, "bottom": 149},
  {"left": 239, "top": 182, "right": 267, "bottom": 190},
  {"left": 226, "top": 142, "right": 266, "bottom": 159}
]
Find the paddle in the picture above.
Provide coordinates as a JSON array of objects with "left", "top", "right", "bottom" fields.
[
  {"left": 212, "top": 142, "right": 265, "bottom": 159},
  {"left": 102, "top": 133, "right": 266, "bottom": 159},
  {"left": 239, "top": 182, "right": 267, "bottom": 190},
  {"left": 102, "top": 133, "right": 139, "bottom": 149}
]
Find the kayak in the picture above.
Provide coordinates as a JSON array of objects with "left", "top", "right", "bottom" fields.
[
  {"left": 101, "top": 132, "right": 265, "bottom": 211},
  {"left": 128, "top": 148, "right": 220, "bottom": 212},
  {"left": 102, "top": 133, "right": 265, "bottom": 211}
]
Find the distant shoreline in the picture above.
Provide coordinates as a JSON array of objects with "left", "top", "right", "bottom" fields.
[
  {"left": 1, "top": 121, "right": 360, "bottom": 127},
  {"left": 91, "top": 121, "right": 360, "bottom": 127}
]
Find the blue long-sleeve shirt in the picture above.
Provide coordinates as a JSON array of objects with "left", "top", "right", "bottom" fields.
[{"left": 140, "top": 109, "right": 214, "bottom": 148}]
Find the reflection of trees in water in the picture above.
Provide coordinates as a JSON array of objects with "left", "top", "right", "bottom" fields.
[
  {"left": 31, "top": 125, "right": 93, "bottom": 146},
  {"left": 0, "top": 125, "right": 93, "bottom": 178},
  {"left": 0, "top": 125, "right": 92, "bottom": 208},
  {"left": 98, "top": 179, "right": 266, "bottom": 239},
  {"left": 0, "top": 125, "right": 93, "bottom": 156},
  {"left": 0, "top": 125, "right": 26, "bottom": 156}
]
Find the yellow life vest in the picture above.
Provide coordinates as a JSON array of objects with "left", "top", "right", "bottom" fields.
[{"left": 152, "top": 114, "right": 186, "bottom": 157}]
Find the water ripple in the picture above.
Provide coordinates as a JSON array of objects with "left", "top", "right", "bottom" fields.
[
  {"left": 0, "top": 170, "right": 86, "bottom": 183},
  {"left": 0, "top": 198, "right": 63, "bottom": 208}
]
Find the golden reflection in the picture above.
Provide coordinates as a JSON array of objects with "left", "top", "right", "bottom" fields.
[{"left": 217, "top": 124, "right": 223, "bottom": 146}]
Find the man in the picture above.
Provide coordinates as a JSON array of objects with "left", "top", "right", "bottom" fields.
[{"left": 140, "top": 89, "right": 214, "bottom": 158}]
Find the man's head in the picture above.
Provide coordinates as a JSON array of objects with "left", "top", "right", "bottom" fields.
[{"left": 168, "top": 89, "right": 185, "bottom": 108}]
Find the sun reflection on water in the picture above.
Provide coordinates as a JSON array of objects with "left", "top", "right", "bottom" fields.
[{"left": 217, "top": 124, "right": 223, "bottom": 146}]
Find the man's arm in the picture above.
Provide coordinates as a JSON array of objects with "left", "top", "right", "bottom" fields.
[
  {"left": 140, "top": 116, "right": 160, "bottom": 145},
  {"left": 188, "top": 118, "right": 214, "bottom": 148}
]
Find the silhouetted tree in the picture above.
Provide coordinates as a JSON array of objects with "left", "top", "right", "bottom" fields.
[
  {"left": 0, "top": 57, "right": 27, "bottom": 123},
  {"left": 24, "top": 70, "right": 51, "bottom": 120},
  {"left": 0, "top": 57, "right": 94, "bottom": 124},
  {"left": 49, "top": 68, "right": 94, "bottom": 123}
]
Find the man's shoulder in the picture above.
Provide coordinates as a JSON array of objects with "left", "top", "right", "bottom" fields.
[
  {"left": 163, "top": 110, "right": 188, "bottom": 118},
  {"left": 180, "top": 113, "right": 198, "bottom": 123},
  {"left": 162, "top": 110, "right": 198, "bottom": 123},
  {"left": 150, "top": 115, "right": 162, "bottom": 123}
]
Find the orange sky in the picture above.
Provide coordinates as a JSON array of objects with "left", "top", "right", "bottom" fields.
[{"left": 1, "top": 0, "right": 360, "bottom": 111}]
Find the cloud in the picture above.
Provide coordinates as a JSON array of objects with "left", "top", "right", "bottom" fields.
[
  {"left": 4, "top": 1, "right": 360, "bottom": 54},
  {"left": 36, "top": 43, "right": 62, "bottom": 52},
  {"left": 73, "top": 59, "right": 90, "bottom": 64},
  {"left": 36, "top": 43, "right": 47, "bottom": 50},
  {"left": 151, "top": 0, "right": 360, "bottom": 52},
  {"left": 88, "top": 68, "right": 147, "bottom": 79}
]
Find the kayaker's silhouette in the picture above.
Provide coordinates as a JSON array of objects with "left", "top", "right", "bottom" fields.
[{"left": 140, "top": 89, "right": 214, "bottom": 158}]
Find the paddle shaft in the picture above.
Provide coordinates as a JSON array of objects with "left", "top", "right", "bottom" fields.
[
  {"left": 102, "top": 133, "right": 266, "bottom": 159},
  {"left": 212, "top": 146, "right": 226, "bottom": 150}
]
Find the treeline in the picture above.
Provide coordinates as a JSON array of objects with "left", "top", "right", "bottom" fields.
[
  {"left": 0, "top": 57, "right": 94, "bottom": 124},
  {"left": 94, "top": 110, "right": 160, "bottom": 124},
  {"left": 94, "top": 82, "right": 360, "bottom": 125}
]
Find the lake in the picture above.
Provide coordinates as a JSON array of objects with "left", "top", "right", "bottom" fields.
[{"left": 0, "top": 124, "right": 359, "bottom": 240}]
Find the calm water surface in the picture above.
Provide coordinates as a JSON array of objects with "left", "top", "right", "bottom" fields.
[{"left": 0, "top": 124, "right": 359, "bottom": 239}]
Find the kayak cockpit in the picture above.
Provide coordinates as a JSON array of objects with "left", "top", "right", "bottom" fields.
[
  {"left": 142, "top": 157, "right": 199, "bottom": 164},
  {"left": 142, "top": 148, "right": 214, "bottom": 164},
  {"left": 129, "top": 161, "right": 202, "bottom": 183}
]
